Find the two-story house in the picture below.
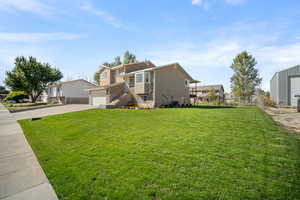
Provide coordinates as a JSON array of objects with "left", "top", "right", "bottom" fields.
[
  {"left": 190, "top": 85, "right": 225, "bottom": 104},
  {"left": 88, "top": 61, "right": 196, "bottom": 108}
]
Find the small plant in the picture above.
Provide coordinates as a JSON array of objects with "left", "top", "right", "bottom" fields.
[
  {"left": 4, "top": 91, "right": 28, "bottom": 103},
  {"left": 264, "top": 95, "right": 276, "bottom": 107}
]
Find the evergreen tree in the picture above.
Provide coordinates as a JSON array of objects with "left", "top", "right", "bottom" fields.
[
  {"left": 113, "top": 56, "right": 122, "bottom": 66},
  {"left": 230, "top": 51, "right": 262, "bottom": 104},
  {"left": 123, "top": 51, "right": 137, "bottom": 64},
  {"left": 93, "top": 71, "right": 100, "bottom": 85}
]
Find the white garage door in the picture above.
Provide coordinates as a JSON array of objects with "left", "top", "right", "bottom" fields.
[
  {"left": 92, "top": 97, "right": 106, "bottom": 106},
  {"left": 290, "top": 77, "right": 300, "bottom": 107},
  {"left": 91, "top": 90, "right": 107, "bottom": 106}
]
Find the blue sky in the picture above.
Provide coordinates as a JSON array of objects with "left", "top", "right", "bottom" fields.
[{"left": 0, "top": 0, "right": 300, "bottom": 92}]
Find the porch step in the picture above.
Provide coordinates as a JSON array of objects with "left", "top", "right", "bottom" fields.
[{"left": 107, "top": 92, "right": 132, "bottom": 108}]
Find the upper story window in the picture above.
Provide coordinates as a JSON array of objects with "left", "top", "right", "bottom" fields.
[
  {"left": 135, "top": 73, "right": 143, "bottom": 83},
  {"left": 116, "top": 69, "right": 125, "bottom": 76},
  {"left": 100, "top": 72, "right": 108, "bottom": 80},
  {"left": 144, "top": 72, "right": 150, "bottom": 83}
]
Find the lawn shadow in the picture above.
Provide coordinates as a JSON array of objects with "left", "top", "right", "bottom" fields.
[
  {"left": 190, "top": 105, "right": 236, "bottom": 109},
  {"left": 160, "top": 105, "right": 236, "bottom": 109}
]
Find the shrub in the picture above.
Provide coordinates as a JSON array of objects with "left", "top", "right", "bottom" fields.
[
  {"left": 264, "top": 95, "right": 276, "bottom": 107},
  {"left": 5, "top": 91, "right": 28, "bottom": 103}
]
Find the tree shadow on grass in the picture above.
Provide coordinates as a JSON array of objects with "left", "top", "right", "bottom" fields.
[
  {"left": 191, "top": 105, "right": 236, "bottom": 109},
  {"left": 160, "top": 105, "right": 236, "bottom": 109}
]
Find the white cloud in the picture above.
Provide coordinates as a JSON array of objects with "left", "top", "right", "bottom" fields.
[
  {"left": 224, "top": 0, "right": 246, "bottom": 5},
  {"left": 143, "top": 21, "right": 300, "bottom": 92},
  {"left": 192, "top": 0, "right": 203, "bottom": 5},
  {"left": 0, "top": 32, "right": 82, "bottom": 43},
  {"left": 191, "top": 0, "right": 211, "bottom": 9},
  {"left": 192, "top": 0, "right": 246, "bottom": 7},
  {"left": 0, "top": 0, "right": 53, "bottom": 16},
  {"left": 80, "top": 1, "right": 125, "bottom": 29}
]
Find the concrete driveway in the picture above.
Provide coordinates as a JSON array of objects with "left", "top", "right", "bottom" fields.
[
  {"left": 12, "top": 104, "right": 96, "bottom": 120},
  {"left": 265, "top": 107, "right": 300, "bottom": 134}
]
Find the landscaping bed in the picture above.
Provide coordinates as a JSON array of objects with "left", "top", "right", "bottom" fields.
[
  {"left": 3, "top": 102, "right": 62, "bottom": 112},
  {"left": 19, "top": 107, "right": 300, "bottom": 199}
]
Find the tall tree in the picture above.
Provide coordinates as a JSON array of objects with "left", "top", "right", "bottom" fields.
[
  {"left": 5, "top": 56, "right": 63, "bottom": 103},
  {"left": 123, "top": 51, "right": 137, "bottom": 64},
  {"left": 113, "top": 56, "right": 122, "bottom": 66},
  {"left": 93, "top": 71, "right": 100, "bottom": 85},
  {"left": 230, "top": 51, "right": 262, "bottom": 104}
]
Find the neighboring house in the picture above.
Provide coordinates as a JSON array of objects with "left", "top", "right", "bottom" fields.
[
  {"left": 270, "top": 65, "right": 300, "bottom": 107},
  {"left": 43, "top": 79, "right": 97, "bottom": 104},
  {"left": 88, "top": 61, "right": 196, "bottom": 108},
  {"left": 224, "top": 93, "right": 235, "bottom": 104},
  {"left": 190, "top": 85, "right": 225, "bottom": 104}
]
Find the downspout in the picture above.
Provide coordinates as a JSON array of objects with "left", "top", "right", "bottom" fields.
[{"left": 153, "top": 71, "right": 156, "bottom": 108}]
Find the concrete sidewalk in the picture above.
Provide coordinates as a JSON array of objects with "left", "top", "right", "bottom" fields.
[{"left": 0, "top": 104, "right": 58, "bottom": 200}]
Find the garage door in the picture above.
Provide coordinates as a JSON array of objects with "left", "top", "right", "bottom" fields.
[
  {"left": 90, "top": 90, "right": 107, "bottom": 106},
  {"left": 290, "top": 77, "right": 300, "bottom": 107},
  {"left": 92, "top": 96, "right": 107, "bottom": 106}
]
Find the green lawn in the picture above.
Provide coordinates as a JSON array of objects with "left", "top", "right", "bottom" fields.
[{"left": 19, "top": 107, "right": 300, "bottom": 200}]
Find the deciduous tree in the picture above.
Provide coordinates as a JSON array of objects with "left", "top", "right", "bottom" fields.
[{"left": 5, "top": 56, "right": 63, "bottom": 103}]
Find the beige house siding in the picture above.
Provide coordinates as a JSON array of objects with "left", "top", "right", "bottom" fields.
[
  {"left": 154, "top": 65, "right": 190, "bottom": 106},
  {"left": 135, "top": 82, "right": 145, "bottom": 94},
  {"left": 99, "top": 68, "right": 111, "bottom": 86},
  {"left": 108, "top": 83, "right": 125, "bottom": 101}
]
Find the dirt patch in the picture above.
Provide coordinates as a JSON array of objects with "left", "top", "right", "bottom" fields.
[{"left": 265, "top": 107, "right": 300, "bottom": 134}]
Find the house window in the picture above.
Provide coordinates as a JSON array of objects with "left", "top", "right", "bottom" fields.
[
  {"left": 116, "top": 69, "right": 124, "bottom": 76},
  {"left": 100, "top": 72, "right": 108, "bottom": 80},
  {"left": 135, "top": 73, "right": 143, "bottom": 83},
  {"left": 145, "top": 72, "right": 150, "bottom": 83},
  {"left": 141, "top": 95, "right": 147, "bottom": 101},
  {"left": 185, "top": 80, "right": 189, "bottom": 87}
]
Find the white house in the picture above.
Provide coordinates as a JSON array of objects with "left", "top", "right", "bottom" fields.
[{"left": 43, "top": 79, "right": 97, "bottom": 104}]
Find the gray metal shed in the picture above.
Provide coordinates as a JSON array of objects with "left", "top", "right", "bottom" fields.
[{"left": 270, "top": 65, "right": 300, "bottom": 106}]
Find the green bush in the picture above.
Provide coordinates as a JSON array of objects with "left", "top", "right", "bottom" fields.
[
  {"left": 4, "top": 91, "right": 28, "bottom": 102},
  {"left": 264, "top": 95, "right": 276, "bottom": 107}
]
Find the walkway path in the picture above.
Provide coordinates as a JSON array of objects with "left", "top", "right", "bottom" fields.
[{"left": 0, "top": 104, "right": 58, "bottom": 200}]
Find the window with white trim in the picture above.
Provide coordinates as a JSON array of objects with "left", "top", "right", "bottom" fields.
[
  {"left": 100, "top": 72, "right": 108, "bottom": 80},
  {"left": 135, "top": 73, "right": 143, "bottom": 83},
  {"left": 116, "top": 69, "right": 125, "bottom": 76}
]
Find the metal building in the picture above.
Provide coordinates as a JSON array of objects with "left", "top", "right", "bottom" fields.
[{"left": 270, "top": 65, "right": 300, "bottom": 106}]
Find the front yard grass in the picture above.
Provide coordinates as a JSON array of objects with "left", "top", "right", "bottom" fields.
[{"left": 19, "top": 107, "right": 300, "bottom": 200}]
